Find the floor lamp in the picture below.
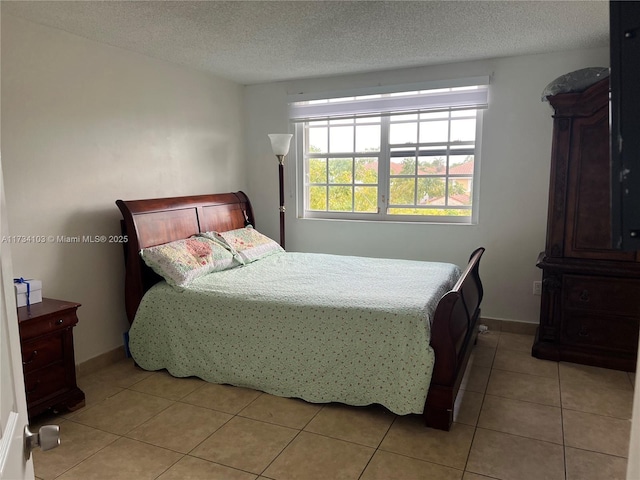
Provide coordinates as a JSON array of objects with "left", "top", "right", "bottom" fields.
[{"left": 268, "top": 134, "right": 293, "bottom": 249}]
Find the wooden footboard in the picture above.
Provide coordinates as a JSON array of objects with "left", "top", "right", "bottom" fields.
[{"left": 424, "top": 247, "right": 485, "bottom": 430}]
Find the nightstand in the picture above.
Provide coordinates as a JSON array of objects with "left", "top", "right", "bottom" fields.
[{"left": 17, "top": 298, "right": 85, "bottom": 419}]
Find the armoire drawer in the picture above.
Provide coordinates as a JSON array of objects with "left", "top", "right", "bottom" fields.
[
  {"left": 563, "top": 275, "right": 640, "bottom": 316},
  {"left": 562, "top": 310, "right": 640, "bottom": 351}
]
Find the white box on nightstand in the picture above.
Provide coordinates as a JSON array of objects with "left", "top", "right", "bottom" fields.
[{"left": 14, "top": 279, "right": 42, "bottom": 307}]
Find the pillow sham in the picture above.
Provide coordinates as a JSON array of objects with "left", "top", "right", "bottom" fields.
[
  {"left": 140, "top": 236, "right": 239, "bottom": 287},
  {"left": 204, "top": 226, "right": 284, "bottom": 264}
]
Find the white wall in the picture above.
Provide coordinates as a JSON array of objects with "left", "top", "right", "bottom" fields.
[
  {"left": 244, "top": 47, "right": 609, "bottom": 324},
  {"left": 1, "top": 14, "right": 246, "bottom": 363}
]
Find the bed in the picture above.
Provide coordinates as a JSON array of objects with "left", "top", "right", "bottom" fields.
[{"left": 116, "top": 191, "right": 484, "bottom": 431}]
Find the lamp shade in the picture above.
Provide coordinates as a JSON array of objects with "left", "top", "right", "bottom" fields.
[{"left": 268, "top": 134, "right": 293, "bottom": 156}]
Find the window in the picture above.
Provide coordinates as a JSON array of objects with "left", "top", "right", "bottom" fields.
[{"left": 290, "top": 79, "right": 488, "bottom": 223}]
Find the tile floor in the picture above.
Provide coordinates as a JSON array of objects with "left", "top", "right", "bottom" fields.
[{"left": 31, "top": 331, "right": 635, "bottom": 480}]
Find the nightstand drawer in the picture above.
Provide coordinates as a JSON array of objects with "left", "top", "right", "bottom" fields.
[
  {"left": 21, "top": 335, "right": 63, "bottom": 374},
  {"left": 563, "top": 275, "right": 640, "bottom": 316},
  {"left": 19, "top": 310, "right": 77, "bottom": 340},
  {"left": 25, "top": 364, "right": 67, "bottom": 404}
]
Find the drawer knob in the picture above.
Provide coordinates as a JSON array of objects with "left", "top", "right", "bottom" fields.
[
  {"left": 56, "top": 318, "right": 64, "bottom": 325},
  {"left": 23, "top": 350, "right": 38, "bottom": 365},
  {"left": 579, "top": 328, "right": 590, "bottom": 337},
  {"left": 26, "top": 379, "right": 41, "bottom": 395},
  {"left": 579, "top": 290, "right": 590, "bottom": 302}
]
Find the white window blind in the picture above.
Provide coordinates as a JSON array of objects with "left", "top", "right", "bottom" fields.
[{"left": 288, "top": 76, "right": 490, "bottom": 122}]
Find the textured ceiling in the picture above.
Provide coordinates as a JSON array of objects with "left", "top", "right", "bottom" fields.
[{"left": 2, "top": 1, "right": 609, "bottom": 85}]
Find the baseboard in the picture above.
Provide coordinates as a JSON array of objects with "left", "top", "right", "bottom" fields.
[
  {"left": 479, "top": 317, "right": 538, "bottom": 336},
  {"left": 76, "top": 346, "right": 126, "bottom": 378}
]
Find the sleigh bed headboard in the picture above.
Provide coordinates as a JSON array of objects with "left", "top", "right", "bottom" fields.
[{"left": 116, "top": 191, "right": 255, "bottom": 324}]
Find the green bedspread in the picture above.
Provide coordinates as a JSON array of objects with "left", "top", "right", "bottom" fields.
[{"left": 129, "top": 251, "right": 461, "bottom": 415}]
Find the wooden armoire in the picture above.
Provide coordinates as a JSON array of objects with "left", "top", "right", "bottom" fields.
[{"left": 533, "top": 77, "right": 640, "bottom": 372}]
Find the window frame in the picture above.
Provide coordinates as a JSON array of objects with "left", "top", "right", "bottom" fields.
[{"left": 292, "top": 82, "right": 486, "bottom": 225}]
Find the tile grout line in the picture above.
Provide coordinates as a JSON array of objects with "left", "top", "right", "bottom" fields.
[
  {"left": 251, "top": 402, "right": 329, "bottom": 477},
  {"left": 43, "top": 423, "right": 120, "bottom": 480},
  {"left": 559, "top": 361, "right": 569, "bottom": 480},
  {"left": 462, "top": 340, "right": 494, "bottom": 478},
  {"left": 355, "top": 412, "right": 400, "bottom": 479}
]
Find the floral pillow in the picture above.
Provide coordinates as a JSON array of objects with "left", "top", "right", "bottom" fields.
[
  {"left": 204, "top": 226, "right": 284, "bottom": 264},
  {"left": 140, "top": 236, "right": 239, "bottom": 287}
]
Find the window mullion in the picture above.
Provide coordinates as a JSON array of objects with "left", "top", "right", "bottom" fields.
[
  {"left": 297, "top": 123, "right": 307, "bottom": 218},
  {"left": 379, "top": 116, "right": 391, "bottom": 218},
  {"left": 352, "top": 119, "right": 356, "bottom": 213},
  {"left": 324, "top": 160, "right": 329, "bottom": 212}
]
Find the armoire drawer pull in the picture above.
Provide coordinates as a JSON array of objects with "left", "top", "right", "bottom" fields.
[
  {"left": 26, "top": 380, "right": 41, "bottom": 395},
  {"left": 23, "top": 350, "right": 38, "bottom": 365},
  {"left": 579, "top": 290, "right": 590, "bottom": 302}
]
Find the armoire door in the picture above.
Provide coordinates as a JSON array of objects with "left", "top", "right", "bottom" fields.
[{"left": 562, "top": 100, "right": 636, "bottom": 261}]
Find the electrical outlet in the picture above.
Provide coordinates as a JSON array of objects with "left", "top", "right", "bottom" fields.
[{"left": 533, "top": 281, "right": 542, "bottom": 296}]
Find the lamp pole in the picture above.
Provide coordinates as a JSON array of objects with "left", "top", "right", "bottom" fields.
[
  {"left": 268, "top": 134, "right": 293, "bottom": 249},
  {"left": 277, "top": 154, "right": 286, "bottom": 249}
]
